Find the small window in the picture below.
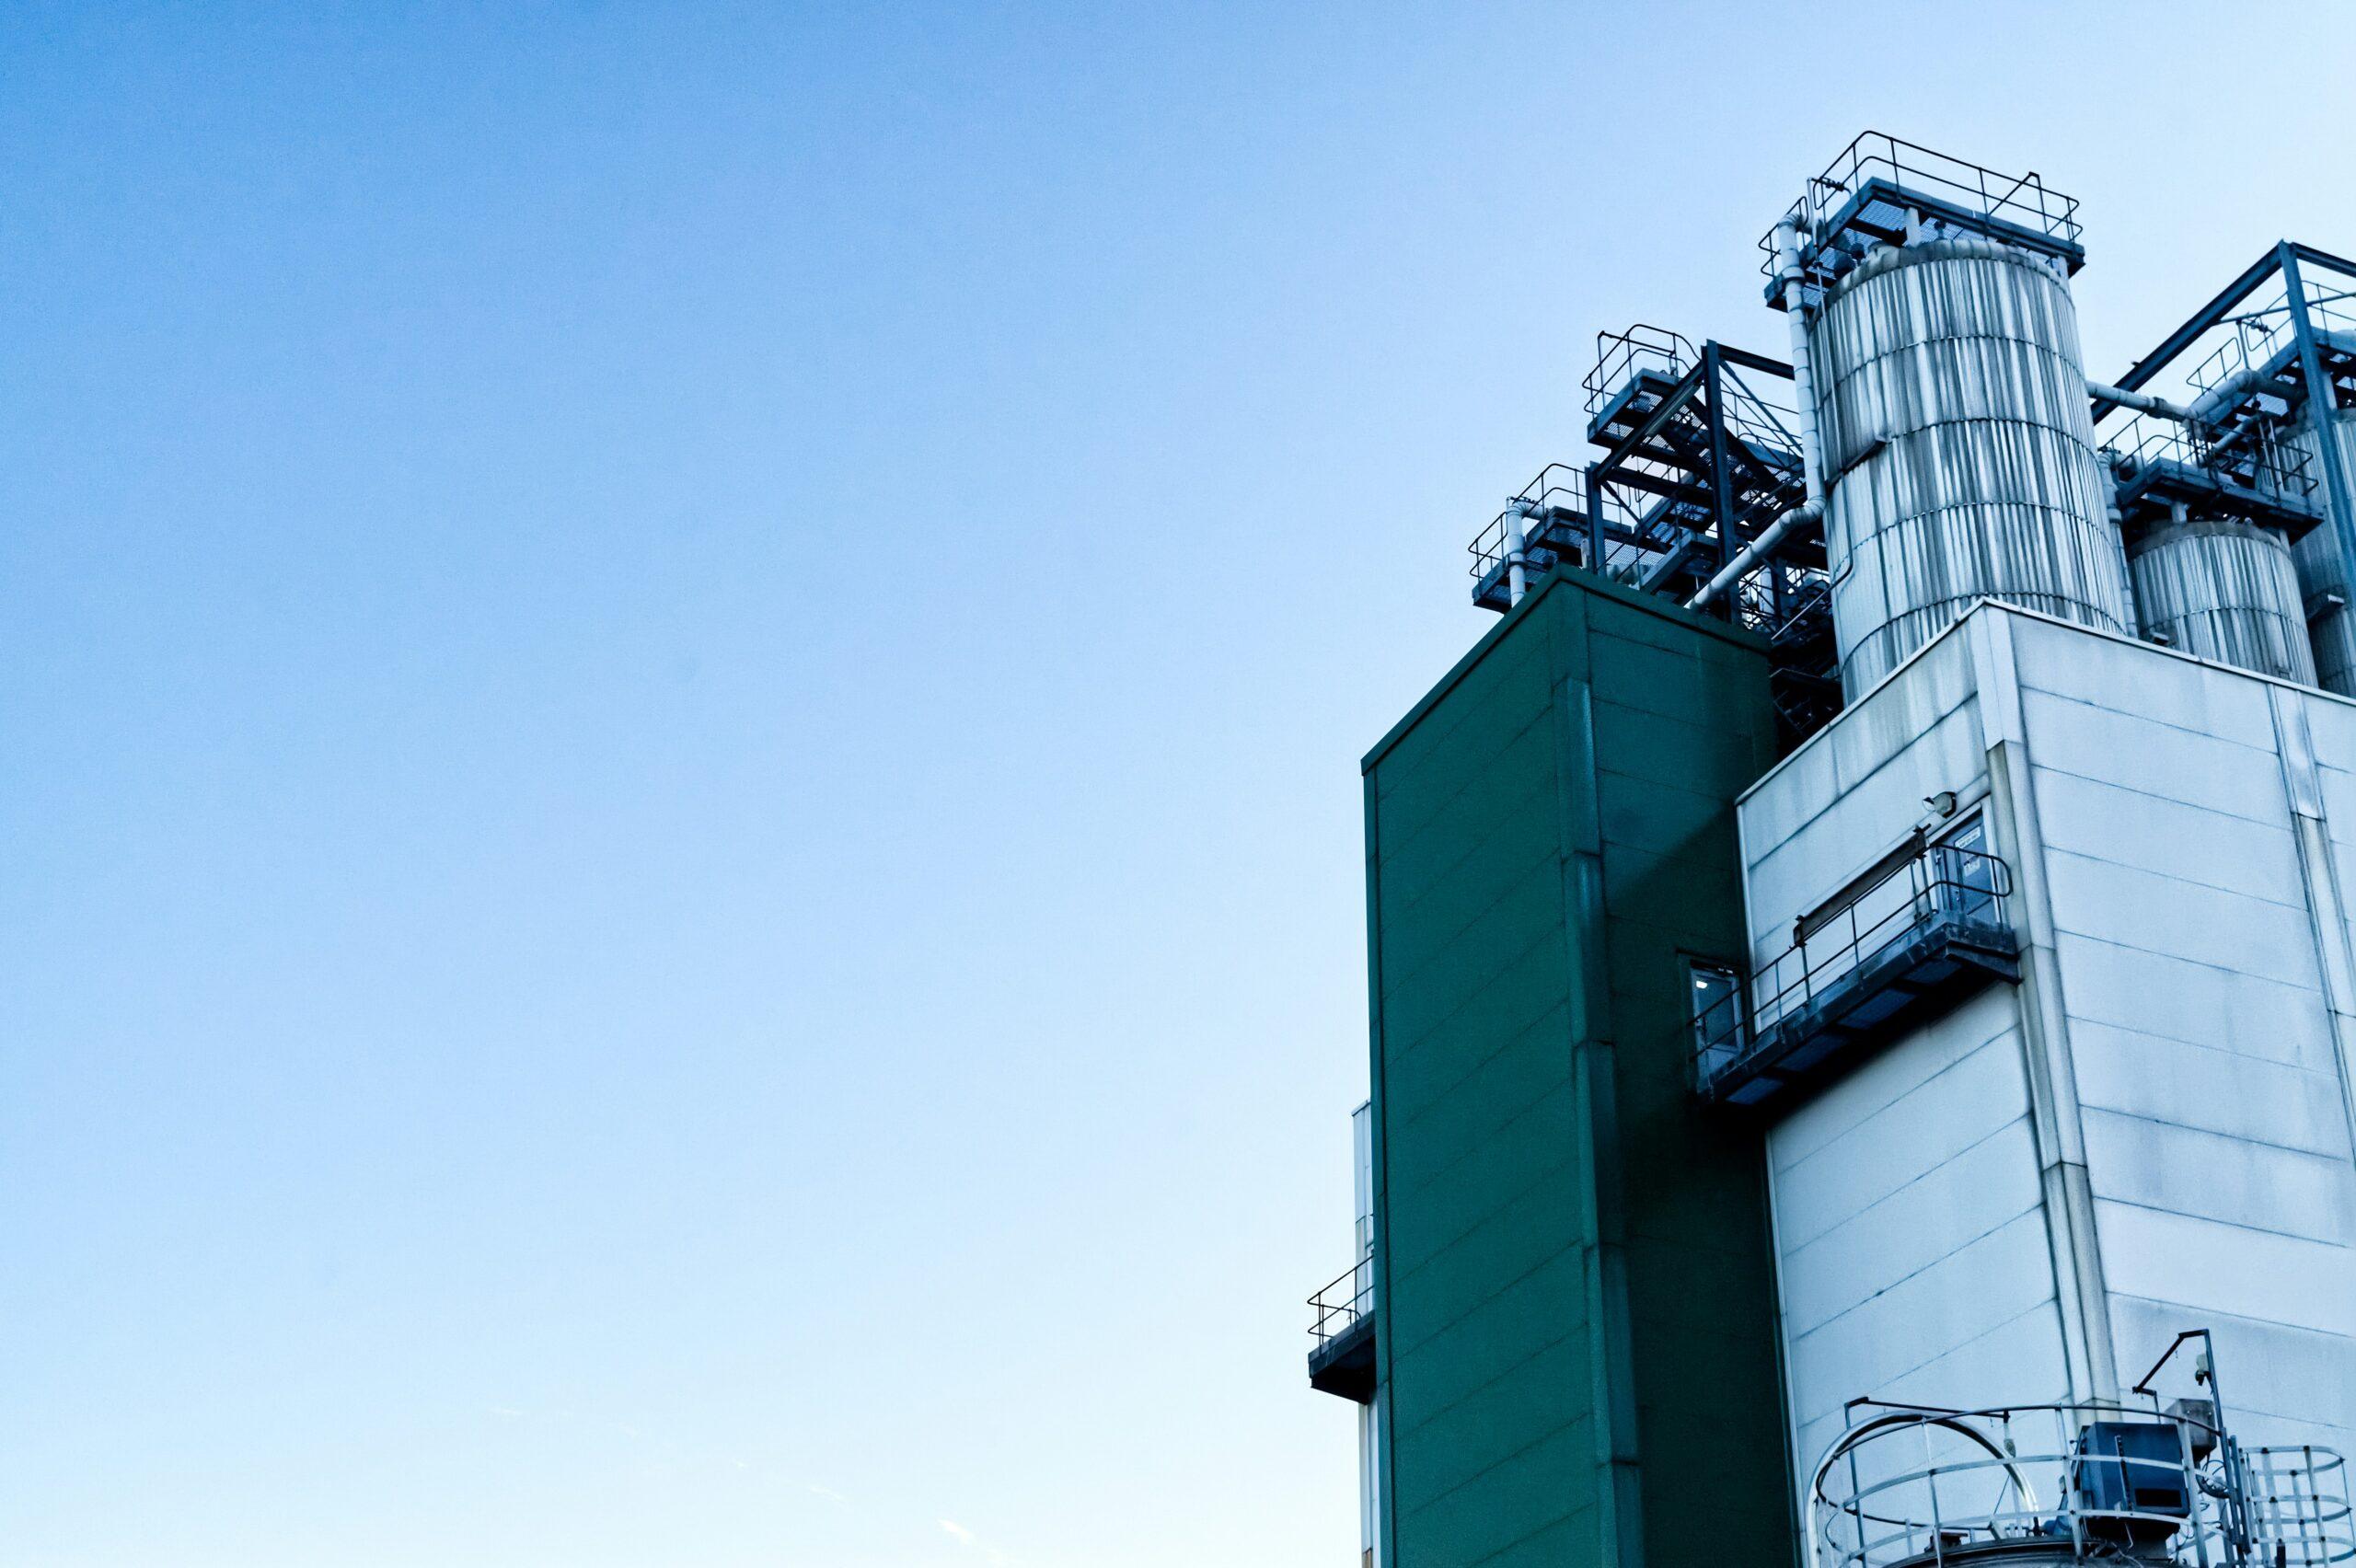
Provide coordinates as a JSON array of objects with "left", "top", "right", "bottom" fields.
[{"left": 1687, "top": 958, "right": 1745, "bottom": 1085}]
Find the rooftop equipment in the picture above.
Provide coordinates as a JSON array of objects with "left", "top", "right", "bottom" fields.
[
  {"left": 2127, "top": 515, "right": 2316, "bottom": 682},
  {"left": 1811, "top": 1401, "right": 2350, "bottom": 1568},
  {"left": 2095, "top": 242, "right": 2356, "bottom": 693},
  {"left": 1770, "top": 135, "right": 2131, "bottom": 698},
  {"left": 1810, "top": 1338, "right": 2353, "bottom": 1568},
  {"left": 1466, "top": 326, "right": 1841, "bottom": 739},
  {"left": 1456, "top": 142, "right": 2356, "bottom": 720},
  {"left": 2103, "top": 417, "right": 2321, "bottom": 682}
]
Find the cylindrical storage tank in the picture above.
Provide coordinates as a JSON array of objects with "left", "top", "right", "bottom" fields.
[
  {"left": 2286, "top": 410, "right": 2356, "bottom": 694},
  {"left": 1808, "top": 236, "right": 2131, "bottom": 696},
  {"left": 2128, "top": 517, "right": 2316, "bottom": 683}
]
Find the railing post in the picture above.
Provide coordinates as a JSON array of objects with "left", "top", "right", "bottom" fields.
[
  {"left": 1849, "top": 1442, "right": 1868, "bottom": 1568},
  {"left": 1928, "top": 1459, "right": 1946, "bottom": 1568},
  {"left": 2185, "top": 1418, "right": 2215, "bottom": 1568}
]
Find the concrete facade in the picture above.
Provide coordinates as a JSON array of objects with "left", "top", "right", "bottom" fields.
[{"left": 1737, "top": 601, "right": 2356, "bottom": 1489}]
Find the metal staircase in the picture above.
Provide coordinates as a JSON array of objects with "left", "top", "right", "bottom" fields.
[{"left": 1466, "top": 325, "right": 1842, "bottom": 745}]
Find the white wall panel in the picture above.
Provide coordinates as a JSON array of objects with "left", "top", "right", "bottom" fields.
[
  {"left": 2299, "top": 695, "right": 2356, "bottom": 777},
  {"left": 1784, "top": 1209, "right": 2061, "bottom": 1430},
  {"left": 2031, "top": 767, "right": 2304, "bottom": 904},
  {"left": 1781, "top": 1114, "right": 2044, "bottom": 1334},
  {"left": 2072, "top": 1020, "right": 2352, "bottom": 1159},
  {"left": 1774, "top": 1024, "right": 2029, "bottom": 1250},
  {"left": 2096, "top": 1200, "right": 2356, "bottom": 1339},
  {"left": 2052, "top": 931, "right": 2324, "bottom": 1070},
  {"left": 2011, "top": 614, "right": 2281, "bottom": 751},
  {"left": 2080, "top": 1109, "right": 2355, "bottom": 1244},
  {"left": 2042, "top": 848, "right": 2321, "bottom": 989},
  {"left": 1742, "top": 604, "right": 2356, "bottom": 1490},
  {"left": 2016, "top": 688, "right": 2289, "bottom": 824}
]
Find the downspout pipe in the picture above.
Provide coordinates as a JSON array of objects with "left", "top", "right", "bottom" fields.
[
  {"left": 1772, "top": 215, "right": 1827, "bottom": 507},
  {"left": 1498, "top": 494, "right": 1574, "bottom": 602}
]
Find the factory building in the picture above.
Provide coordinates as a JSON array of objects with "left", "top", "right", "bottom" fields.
[{"left": 1308, "top": 136, "right": 2356, "bottom": 1568}]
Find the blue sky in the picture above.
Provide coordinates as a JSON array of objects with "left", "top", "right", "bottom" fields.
[{"left": 6, "top": 5, "right": 2355, "bottom": 1564}]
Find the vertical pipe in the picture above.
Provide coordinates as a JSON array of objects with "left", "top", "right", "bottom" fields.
[
  {"left": 1772, "top": 216, "right": 1827, "bottom": 505},
  {"left": 1505, "top": 505, "right": 1530, "bottom": 606}
]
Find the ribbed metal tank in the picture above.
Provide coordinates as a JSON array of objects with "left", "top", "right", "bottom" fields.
[
  {"left": 2287, "top": 411, "right": 2356, "bottom": 694},
  {"left": 1808, "top": 236, "right": 2131, "bottom": 696},
  {"left": 2127, "top": 517, "right": 2315, "bottom": 683}
]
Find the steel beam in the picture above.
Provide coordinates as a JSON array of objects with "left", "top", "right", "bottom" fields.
[{"left": 2284, "top": 243, "right": 2356, "bottom": 613}]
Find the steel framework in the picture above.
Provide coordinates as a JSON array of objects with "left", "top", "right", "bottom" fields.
[
  {"left": 1469, "top": 326, "right": 1838, "bottom": 739},
  {"left": 2095, "top": 241, "right": 2356, "bottom": 608}
]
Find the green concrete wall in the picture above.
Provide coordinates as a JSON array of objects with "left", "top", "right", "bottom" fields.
[{"left": 1362, "top": 570, "right": 1793, "bottom": 1568}]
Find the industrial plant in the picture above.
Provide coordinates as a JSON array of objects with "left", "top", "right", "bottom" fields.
[{"left": 1306, "top": 135, "right": 2356, "bottom": 1568}]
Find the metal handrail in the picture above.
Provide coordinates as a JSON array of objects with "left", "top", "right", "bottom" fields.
[
  {"left": 1810, "top": 1401, "right": 2353, "bottom": 1568},
  {"left": 2104, "top": 412, "right": 2320, "bottom": 504},
  {"left": 1693, "top": 841, "right": 2012, "bottom": 1091},
  {"left": 2184, "top": 289, "right": 2356, "bottom": 400},
  {"left": 2186, "top": 300, "right": 2288, "bottom": 398},
  {"left": 1308, "top": 1257, "right": 1374, "bottom": 1344},
  {"left": 1584, "top": 325, "right": 1695, "bottom": 415},
  {"left": 2249, "top": 1448, "right": 2356, "bottom": 1568},
  {"left": 1718, "top": 363, "right": 1805, "bottom": 460},
  {"left": 1761, "top": 132, "right": 2082, "bottom": 279},
  {"left": 1467, "top": 462, "right": 1586, "bottom": 582},
  {"left": 1813, "top": 132, "right": 2078, "bottom": 240}
]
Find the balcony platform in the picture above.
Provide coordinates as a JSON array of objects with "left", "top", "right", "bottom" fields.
[
  {"left": 1695, "top": 835, "right": 2022, "bottom": 1114},
  {"left": 1703, "top": 913, "right": 2019, "bottom": 1112},
  {"left": 1307, "top": 1309, "right": 1377, "bottom": 1403},
  {"left": 1306, "top": 1259, "right": 1377, "bottom": 1404}
]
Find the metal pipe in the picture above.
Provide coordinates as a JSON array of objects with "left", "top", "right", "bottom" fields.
[
  {"left": 1692, "top": 218, "right": 1828, "bottom": 620},
  {"left": 1773, "top": 216, "right": 1827, "bottom": 505},
  {"left": 2186, "top": 363, "right": 2276, "bottom": 430},
  {"left": 2086, "top": 378, "right": 2194, "bottom": 423},
  {"left": 1502, "top": 499, "right": 1585, "bottom": 605},
  {"left": 1686, "top": 498, "right": 1821, "bottom": 611}
]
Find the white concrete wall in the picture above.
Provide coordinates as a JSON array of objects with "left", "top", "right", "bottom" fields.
[
  {"left": 2007, "top": 614, "right": 2356, "bottom": 1457},
  {"left": 1738, "top": 604, "right": 2356, "bottom": 1491},
  {"left": 1738, "top": 620, "right": 2070, "bottom": 1479},
  {"left": 1770, "top": 985, "right": 2068, "bottom": 1472}
]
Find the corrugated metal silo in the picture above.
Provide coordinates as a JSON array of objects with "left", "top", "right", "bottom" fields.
[
  {"left": 1809, "top": 236, "right": 2131, "bottom": 697},
  {"left": 2127, "top": 516, "right": 2315, "bottom": 683}
]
